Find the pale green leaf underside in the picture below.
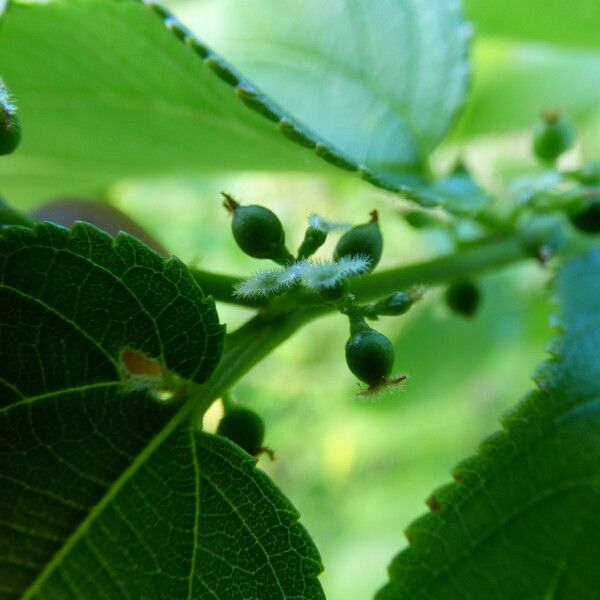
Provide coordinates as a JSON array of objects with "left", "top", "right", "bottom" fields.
[
  {"left": 0, "top": 0, "right": 469, "bottom": 209},
  {"left": 376, "top": 250, "right": 600, "bottom": 599},
  {"left": 0, "top": 223, "right": 324, "bottom": 599},
  {"left": 464, "top": 0, "right": 600, "bottom": 49},
  {"left": 174, "top": 0, "right": 471, "bottom": 180}
]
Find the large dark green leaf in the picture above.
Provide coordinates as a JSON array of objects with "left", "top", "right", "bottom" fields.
[
  {"left": 376, "top": 250, "right": 600, "bottom": 599},
  {"left": 0, "top": 223, "right": 323, "bottom": 599},
  {"left": 0, "top": 0, "right": 470, "bottom": 209}
]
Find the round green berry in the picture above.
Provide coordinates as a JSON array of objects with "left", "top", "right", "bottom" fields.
[
  {"left": 216, "top": 407, "right": 265, "bottom": 456},
  {"left": 518, "top": 213, "right": 566, "bottom": 261},
  {"left": 334, "top": 210, "right": 383, "bottom": 271},
  {"left": 532, "top": 111, "right": 575, "bottom": 164},
  {"left": 404, "top": 211, "right": 439, "bottom": 230},
  {"left": 0, "top": 106, "right": 21, "bottom": 156},
  {"left": 223, "top": 193, "right": 289, "bottom": 261},
  {"left": 570, "top": 197, "right": 600, "bottom": 234},
  {"left": 345, "top": 327, "right": 394, "bottom": 386},
  {"left": 445, "top": 281, "right": 481, "bottom": 318},
  {"left": 232, "top": 205, "right": 285, "bottom": 259}
]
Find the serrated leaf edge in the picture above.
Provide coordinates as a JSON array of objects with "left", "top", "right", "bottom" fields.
[
  {"left": 142, "top": 0, "right": 472, "bottom": 210},
  {"left": 376, "top": 253, "right": 597, "bottom": 597}
]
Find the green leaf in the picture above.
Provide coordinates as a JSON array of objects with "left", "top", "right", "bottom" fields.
[
  {"left": 376, "top": 250, "right": 600, "bottom": 599},
  {"left": 454, "top": 39, "right": 600, "bottom": 138},
  {"left": 464, "top": 0, "right": 600, "bottom": 49},
  {"left": 0, "top": 222, "right": 224, "bottom": 385},
  {"left": 176, "top": 0, "right": 471, "bottom": 180},
  {"left": 0, "top": 0, "right": 316, "bottom": 204},
  {"left": 0, "top": 0, "right": 469, "bottom": 209},
  {"left": 0, "top": 223, "right": 324, "bottom": 599}
]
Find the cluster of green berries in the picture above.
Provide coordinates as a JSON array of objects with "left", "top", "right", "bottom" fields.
[
  {"left": 225, "top": 193, "right": 384, "bottom": 304},
  {"left": 224, "top": 192, "right": 383, "bottom": 271},
  {"left": 224, "top": 193, "right": 488, "bottom": 391},
  {"left": 224, "top": 194, "right": 414, "bottom": 391}
]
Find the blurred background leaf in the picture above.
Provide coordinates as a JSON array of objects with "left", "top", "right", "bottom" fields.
[
  {"left": 464, "top": 0, "right": 600, "bottom": 48},
  {"left": 0, "top": 0, "right": 470, "bottom": 205},
  {"left": 168, "top": 0, "right": 471, "bottom": 182},
  {"left": 453, "top": 40, "right": 600, "bottom": 140},
  {"left": 0, "top": 0, "right": 323, "bottom": 204}
]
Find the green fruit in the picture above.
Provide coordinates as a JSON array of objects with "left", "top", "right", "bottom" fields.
[
  {"left": 334, "top": 210, "right": 383, "bottom": 271},
  {"left": 366, "top": 288, "right": 423, "bottom": 319},
  {"left": 519, "top": 213, "right": 566, "bottom": 261},
  {"left": 445, "top": 281, "right": 481, "bottom": 318},
  {"left": 216, "top": 407, "right": 265, "bottom": 456},
  {"left": 223, "top": 193, "right": 289, "bottom": 262},
  {"left": 345, "top": 327, "right": 394, "bottom": 386},
  {"left": 570, "top": 197, "right": 600, "bottom": 234},
  {"left": 532, "top": 111, "right": 575, "bottom": 164},
  {"left": 0, "top": 105, "right": 21, "bottom": 156}
]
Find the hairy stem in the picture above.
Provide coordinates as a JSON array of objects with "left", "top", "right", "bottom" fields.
[
  {"left": 190, "top": 235, "right": 531, "bottom": 309},
  {"left": 0, "top": 199, "right": 530, "bottom": 310},
  {"left": 190, "top": 236, "right": 532, "bottom": 419}
]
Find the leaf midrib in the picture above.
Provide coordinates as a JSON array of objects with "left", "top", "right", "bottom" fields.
[
  {"left": 20, "top": 395, "right": 195, "bottom": 600},
  {"left": 0, "top": 381, "right": 118, "bottom": 414}
]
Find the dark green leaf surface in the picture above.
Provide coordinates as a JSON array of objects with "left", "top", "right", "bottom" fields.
[
  {"left": 376, "top": 250, "right": 600, "bottom": 599},
  {"left": 0, "top": 222, "right": 224, "bottom": 386},
  {"left": 0, "top": 0, "right": 470, "bottom": 211},
  {"left": 0, "top": 223, "right": 323, "bottom": 599}
]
